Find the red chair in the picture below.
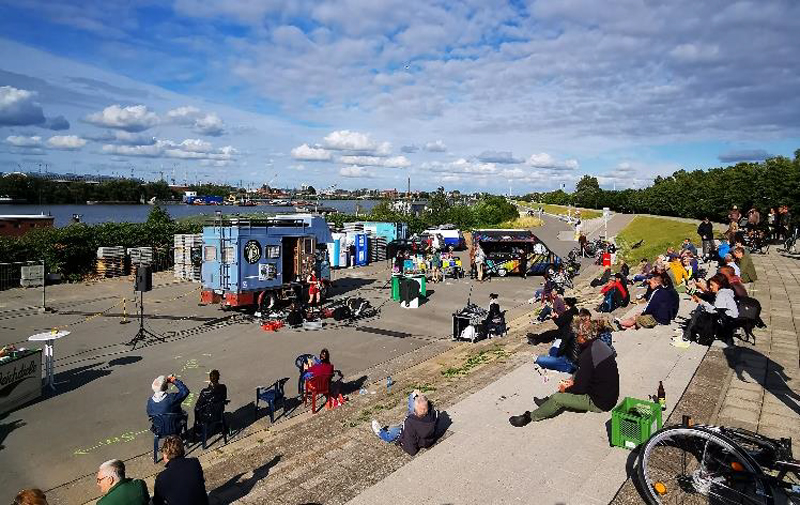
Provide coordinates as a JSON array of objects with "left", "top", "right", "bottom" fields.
[{"left": 303, "top": 374, "right": 333, "bottom": 413}]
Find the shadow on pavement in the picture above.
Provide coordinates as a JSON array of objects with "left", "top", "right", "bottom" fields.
[
  {"left": 328, "top": 278, "right": 377, "bottom": 297},
  {"left": 723, "top": 346, "right": 800, "bottom": 417},
  {"left": 208, "top": 454, "right": 281, "bottom": 503},
  {"left": 0, "top": 413, "right": 25, "bottom": 451},
  {"left": 48, "top": 355, "right": 143, "bottom": 400}
]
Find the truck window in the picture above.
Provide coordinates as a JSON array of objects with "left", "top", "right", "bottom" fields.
[
  {"left": 221, "top": 246, "right": 235, "bottom": 264},
  {"left": 204, "top": 246, "right": 217, "bottom": 261}
]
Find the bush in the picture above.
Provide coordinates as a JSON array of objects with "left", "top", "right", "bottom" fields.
[{"left": 0, "top": 207, "right": 200, "bottom": 281}]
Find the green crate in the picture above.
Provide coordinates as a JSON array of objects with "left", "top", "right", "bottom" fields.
[{"left": 611, "top": 397, "right": 663, "bottom": 450}]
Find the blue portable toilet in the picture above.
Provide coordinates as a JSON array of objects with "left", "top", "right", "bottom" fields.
[{"left": 355, "top": 233, "right": 368, "bottom": 266}]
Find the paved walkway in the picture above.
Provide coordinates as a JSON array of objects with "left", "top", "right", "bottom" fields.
[{"left": 716, "top": 250, "right": 800, "bottom": 447}]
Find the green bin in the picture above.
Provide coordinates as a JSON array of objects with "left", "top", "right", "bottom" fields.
[
  {"left": 391, "top": 275, "right": 401, "bottom": 301},
  {"left": 611, "top": 397, "right": 663, "bottom": 450},
  {"left": 410, "top": 274, "right": 426, "bottom": 297}
]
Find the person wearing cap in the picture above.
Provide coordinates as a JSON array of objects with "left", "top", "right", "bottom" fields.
[{"left": 147, "top": 375, "right": 190, "bottom": 434}]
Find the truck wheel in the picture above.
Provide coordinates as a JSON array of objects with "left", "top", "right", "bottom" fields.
[{"left": 258, "top": 291, "right": 277, "bottom": 313}]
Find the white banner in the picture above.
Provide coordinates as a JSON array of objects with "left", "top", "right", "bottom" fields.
[{"left": 0, "top": 350, "right": 43, "bottom": 414}]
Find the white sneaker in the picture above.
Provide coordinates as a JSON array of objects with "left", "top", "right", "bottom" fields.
[{"left": 371, "top": 420, "right": 382, "bottom": 436}]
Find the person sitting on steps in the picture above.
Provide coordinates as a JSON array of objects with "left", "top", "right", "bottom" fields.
[
  {"left": 372, "top": 389, "right": 438, "bottom": 456},
  {"left": 510, "top": 323, "right": 619, "bottom": 426}
]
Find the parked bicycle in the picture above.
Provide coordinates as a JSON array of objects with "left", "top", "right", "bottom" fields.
[
  {"left": 637, "top": 421, "right": 800, "bottom": 504},
  {"left": 780, "top": 226, "right": 799, "bottom": 255}
]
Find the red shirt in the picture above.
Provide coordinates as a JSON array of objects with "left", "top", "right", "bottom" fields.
[{"left": 308, "top": 362, "right": 334, "bottom": 378}]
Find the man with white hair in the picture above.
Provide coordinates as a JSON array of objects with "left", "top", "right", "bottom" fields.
[
  {"left": 95, "top": 459, "right": 149, "bottom": 504},
  {"left": 146, "top": 374, "right": 190, "bottom": 435},
  {"left": 371, "top": 389, "right": 438, "bottom": 456}
]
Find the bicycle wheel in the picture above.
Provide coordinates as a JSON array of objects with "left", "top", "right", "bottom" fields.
[{"left": 637, "top": 426, "right": 773, "bottom": 505}]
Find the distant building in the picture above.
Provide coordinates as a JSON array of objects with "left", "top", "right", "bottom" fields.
[{"left": 0, "top": 214, "right": 54, "bottom": 237}]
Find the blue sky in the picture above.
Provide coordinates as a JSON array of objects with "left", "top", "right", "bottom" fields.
[{"left": 1, "top": 0, "right": 798, "bottom": 193}]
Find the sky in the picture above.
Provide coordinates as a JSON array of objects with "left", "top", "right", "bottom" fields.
[{"left": 0, "top": 0, "right": 798, "bottom": 194}]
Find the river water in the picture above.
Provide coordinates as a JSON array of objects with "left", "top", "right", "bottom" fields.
[{"left": 1, "top": 200, "right": 379, "bottom": 227}]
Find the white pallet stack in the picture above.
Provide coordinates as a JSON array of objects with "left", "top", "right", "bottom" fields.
[{"left": 173, "top": 234, "right": 202, "bottom": 282}]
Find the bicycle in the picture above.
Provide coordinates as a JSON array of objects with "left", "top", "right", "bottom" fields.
[
  {"left": 637, "top": 421, "right": 800, "bottom": 504},
  {"left": 781, "top": 227, "right": 799, "bottom": 255}
]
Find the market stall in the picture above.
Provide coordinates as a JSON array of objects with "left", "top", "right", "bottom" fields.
[{"left": 472, "top": 229, "right": 560, "bottom": 277}]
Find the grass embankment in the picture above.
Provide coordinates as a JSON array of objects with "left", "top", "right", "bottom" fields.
[
  {"left": 516, "top": 201, "right": 602, "bottom": 220},
  {"left": 616, "top": 216, "right": 698, "bottom": 263},
  {"left": 497, "top": 215, "right": 544, "bottom": 229}
]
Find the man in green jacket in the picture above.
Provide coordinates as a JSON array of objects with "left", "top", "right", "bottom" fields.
[
  {"left": 96, "top": 459, "right": 150, "bottom": 505},
  {"left": 734, "top": 246, "right": 758, "bottom": 284}
]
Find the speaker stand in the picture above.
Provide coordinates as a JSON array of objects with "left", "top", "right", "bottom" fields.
[{"left": 127, "top": 291, "right": 165, "bottom": 349}]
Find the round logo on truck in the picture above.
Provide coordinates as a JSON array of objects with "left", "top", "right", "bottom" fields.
[{"left": 244, "top": 240, "right": 261, "bottom": 263}]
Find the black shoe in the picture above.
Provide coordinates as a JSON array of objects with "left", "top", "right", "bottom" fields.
[
  {"left": 533, "top": 397, "right": 547, "bottom": 407},
  {"left": 509, "top": 411, "right": 532, "bottom": 427}
]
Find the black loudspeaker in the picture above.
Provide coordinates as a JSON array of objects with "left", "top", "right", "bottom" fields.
[{"left": 135, "top": 265, "right": 153, "bottom": 292}]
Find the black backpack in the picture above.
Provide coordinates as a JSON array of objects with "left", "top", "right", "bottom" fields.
[
  {"left": 737, "top": 296, "right": 761, "bottom": 321},
  {"left": 333, "top": 306, "right": 352, "bottom": 321},
  {"left": 286, "top": 310, "right": 304, "bottom": 326},
  {"left": 691, "top": 311, "right": 717, "bottom": 346}
]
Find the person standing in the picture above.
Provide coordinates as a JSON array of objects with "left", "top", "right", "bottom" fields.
[
  {"left": 96, "top": 460, "right": 150, "bottom": 505},
  {"left": 697, "top": 217, "right": 714, "bottom": 258},
  {"left": 153, "top": 436, "right": 209, "bottom": 505}
]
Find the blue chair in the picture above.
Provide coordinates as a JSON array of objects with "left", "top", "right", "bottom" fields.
[
  {"left": 195, "top": 399, "right": 229, "bottom": 449},
  {"left": 149, "top": 412, "right": 188, "bottom": 463},
  {"left": 255, "top": 378, "right": 288, "bottom": 423},
  {"left": 295, "top": 354, "right": 315, "bottom": 396}
]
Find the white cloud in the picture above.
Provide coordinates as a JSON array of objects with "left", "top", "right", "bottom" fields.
[
  {"left": 6, "top": 135, "right": 43, "bottom": 147},
  {"left": 176, "top": 138, "right": 213, "bottom": 153},
  {"left": 338, "top": 155, "right": 410, "bottom": 168},
  {"left": 193, "top": 112, "right": 225, "bottom": 136},
  {"left": 0, "top": 86, "right": 46, "bottom": 127},
  {"left": 46, "top": 135, "right": 87, "bottom": 150},
  {"left": 291, "top": 143, "right": 332, "bottom": 161},
  {"left": 422, "top": 158, "right": 499, "bottom": 175},
  {"left": 167, "top": 106, "right": 226, "bottom": 136},
  {"left": 526, "top": 153, "right": 579, "bottom": 171},
  {"left": 85, "top": 105, "right": 159, "bottom": 132},
  {"left": 323, "top": 130, "right": 391, "bottom": 155},
  {"left": 339, "top": 166, "right": 373, "bottom": 178},
  {"left": 166, "top": 106, "right": 200, "bottom": 122},
  {"left": 424, "top": 140, "right": 447, "bottom": 152}
]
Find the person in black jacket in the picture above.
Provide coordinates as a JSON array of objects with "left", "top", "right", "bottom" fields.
[
  {"left": 510, "top": 332, "right": 619, "bottom": 426},
  {"left": 153, "top": 436, "right": 209, "bottom": 505},
  {"left": 372, "top": 390, "right": 437, "bottom": 456},
  {"left": 697, "top": 217, "right": 714, "bottom": 259},
  {"left": 192, "top": 369, "right": 227, "bottom": 438}
]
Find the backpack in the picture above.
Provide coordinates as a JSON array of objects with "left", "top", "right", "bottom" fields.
[
  {"left": 286, "top": 310, "right": 304, "bottom": 326},
  {"left": 690, "top": 311, "right": 717, "bottom": 346},
  {"left": 332, "top": 306, "right": 352, "bottom": 321},
  {"left": 737, "top": 296, "right": 761, "bottom": 321}
]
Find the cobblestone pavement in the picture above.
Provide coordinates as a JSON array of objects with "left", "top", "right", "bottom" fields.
[{"left": 716, "top": 250, "right": 800, "bottom": 450}]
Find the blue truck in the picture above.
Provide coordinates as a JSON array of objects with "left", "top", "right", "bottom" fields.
[{"left": 200, "top": 214, "right": 333, "bottom": 309}]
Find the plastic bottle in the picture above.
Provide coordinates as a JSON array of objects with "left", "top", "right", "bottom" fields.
[
  {"left": 657, "top": 381, "right": 666, "bottom": 411},
  {"left": 386, "top": 376, "right": 393, "bottom": 393}
]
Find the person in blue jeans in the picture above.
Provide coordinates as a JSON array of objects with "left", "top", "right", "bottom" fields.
[
  {"left": 534, "top": 307, "right": 589, "bottom": 374},
  {"left": 372, "top": 390, "right": 438, "bottom": 456}
]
